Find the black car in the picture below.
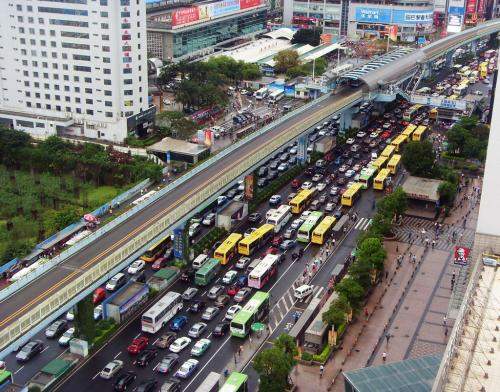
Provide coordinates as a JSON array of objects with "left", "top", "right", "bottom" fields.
[
  {"left": 248, "top": 212, "right": 262, "bottom": 223},
  {"left": 187, "top": 300, "right": 207, "bottom": 313},
  {"left": 257, "top": 178, "right": 268, "bottom": 188},
  {"left": 213, "top": 321, "right": 230, "bottom": 337},
  {"left": 134, "top": 348, "right": 157, "bottom": 367},
  {"left": 136, "top": 379, "right": 158, "bottom": 392},
  {"left": 267, "top": 170, "right": 278, "bottom": 181},
  {"left": 15, "top": 340, "right": 44, "bottom": 362},
  {"left": 304, "top": 167, "right": 315, "bottom": 177},
  {"left": 161, "top": 378, "right": 181, "bottom": 392},
  {"left": 180, "top": 268, "right": 195, "bottom": 283},
  {"left": 114, "top": 371, "right": 136, "bottom": 391}
]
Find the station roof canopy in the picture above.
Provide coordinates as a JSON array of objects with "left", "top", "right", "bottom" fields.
[
  {"left": 147, "top": 137, "right": 208, "bottom": 157},
  {"left": 262, "top": 27, "right": 295, "bottom": 41},
  {"left": 401, "top": 176, "right": 443, "bottom": 203}
]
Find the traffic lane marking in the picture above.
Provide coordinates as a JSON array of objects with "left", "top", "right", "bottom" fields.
[
  {"left": 114, "top": 351, "right": 121, "bottom": 359},
  {"left": 0, "top": 93, "right": 354, "bottom": 328},
  {"left": 14, "top": 366, "right": 24, "bottom": 375}
]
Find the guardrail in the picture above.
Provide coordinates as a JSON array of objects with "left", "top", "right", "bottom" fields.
[{"left": 0, "top": 90, "right": 363, "bottom": 350}]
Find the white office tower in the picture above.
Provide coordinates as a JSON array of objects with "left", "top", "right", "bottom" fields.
[{"left": 0, "top": 0, "right": 154, "bottom": 143}]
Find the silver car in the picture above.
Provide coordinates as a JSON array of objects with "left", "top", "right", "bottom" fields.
[{"left": 100, "top": 359, "right": 124, "bottom": 379}]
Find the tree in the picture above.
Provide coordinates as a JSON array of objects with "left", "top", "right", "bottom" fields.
[
  {"left": 335, "top": 277, "right": 365, "bottom": 310},
  {"left": 323, "top": 296, "right": 351, "bottom": 328},
  {"left": 402, "top": 140, "right": 435, "bottom": 177},
  {"left": 274, "top": 333, "right": 298, "bottom": 358},
  {"left": 273, "top": 50, "right": 300, "bottom": 74},
  {"left": 438, "top": 181, "right": 457, "bottom": 206},
  {"left": 75, "top": 295, "right": 96, "bottom": 342},
  {"left": 241, "top": 63, "right": 262, "bottom": 80},
  {"left": 254, "top": 347, "right": 293, "bottom": 392},
  {"left": 291, "top": 28, "right": 321, "bottom": 46},
  {"left": 356, "top": 237, "right": 386, "bottom": 271},
  {"left": 377, "top": 187, "right": 407, "bottom": 219}
]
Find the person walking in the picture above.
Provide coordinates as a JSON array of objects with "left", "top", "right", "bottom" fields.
[
  {"left": 320, "top": 365, "right": 324, "bottom": 378},
  {"left": 382, "top": 352, "right": 387, "bottom": 362},
  {"left": 385, "top": 333, "right": 391, "bottom": 345}
]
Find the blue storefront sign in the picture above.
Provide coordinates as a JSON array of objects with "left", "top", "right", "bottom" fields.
[
  {"left": 355, "top": 7, "right": 433, "bottom": 24},
  {"left": 173, "top": 227, "right": 185, "bottom": 259}
]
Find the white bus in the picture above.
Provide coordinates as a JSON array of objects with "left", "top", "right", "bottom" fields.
[
  {"left": 254, "top": 87, "right": 269, "bottom": 100},
  {"left": 266, "top": 204, "right": 292, "bottom": 233},
  {"left": 248, "top": 254, "right": 279, "bottom": 289},
  {"left": 141, "top": 291, "right": 182, "bottom": 333},
  {"left": 268, "top": 89, "right": 284, "bottom": 103}
]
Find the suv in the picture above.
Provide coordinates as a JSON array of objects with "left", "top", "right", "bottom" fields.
[
  {"left": 248, "top": 213, "right": 262, "bottom": 223},
  {"left": 207, "top": 285, "right": 224, "bottom": 299},
  {"left": 161, "top": 379, "right": 181, "bottom": 392}
]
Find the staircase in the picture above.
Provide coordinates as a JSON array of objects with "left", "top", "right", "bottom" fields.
[{"left": 405, "top": 66, "right": 425, "bottom": 95}]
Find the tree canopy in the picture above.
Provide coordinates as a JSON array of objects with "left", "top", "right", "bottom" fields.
[
  {"left": 291, "top": 28, "right": 322, "bottom": 46},
  {"left": 446, "top": 116, "right": 489, "bottom": 161},
  {"left": 402, "top": 140, "right": 436, "bottom": 177},
  {"left": 273, "top": 49, "right": 300, "bottom": 74}
]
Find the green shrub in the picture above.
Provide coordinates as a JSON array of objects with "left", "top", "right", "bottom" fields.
[
  {"left": 301, "top": 351, "right": 313, "bottom": 361},
  {"left": 312, "top": 344, "right": 331, "bottom": 363},
  {"left": 337, "top": 323, "right": 346, "bottom": 337}
]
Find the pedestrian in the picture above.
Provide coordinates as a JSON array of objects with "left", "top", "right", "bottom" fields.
[
  {"left": 412, "top": 254, "right": 416, "bottom": 264},
  {"left": 238, "top": 345, "right": 243, "bottom": 356},
  {"left": 385, "top": 333, "right": 391, "bottom": 344},
  {"left": 396, "top": 244, "right": 399, "bottom": 253},
  {"left": 382, "top": 352, "right": 387, "bottom": 362},
  {"left": 443, "top": 316, "right": 447, "bottom": 327},
  {"left": 320, "top": 365, "right": 324, "bottom": 378},
  {"left": 432, "top": 240, "right": 436, "bottom": 249},
  {"left": 385, "top": 270, "right": 389, "bottom": 279},
  {"left": 364, "top": 307, "right": 369, "bottom": 320}
]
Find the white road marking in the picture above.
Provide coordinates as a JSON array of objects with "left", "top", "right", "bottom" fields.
[
  {"left": 134, "top": 333, "right": 141, "bottom": 339},
  {"left": 114, "top": 351, "right": 122, "bottom": 359},
  {"left": 91, "top": 371, "right": 100, "bottom": 380},
  {"left": 201, "top": 290, "right": 207, "bottom": 296},
  {"left": 14, "top": 366, "right": 24, "bottom": 375},
  {"left": 41, "top": 346, "right": 49, "bottom": 353},
  {"left": 152, "top": 338, "right": 159, "bottom": 346},
  {"left": 207, "top": 333, "right": 212, "bottom": 338},
  {"left": 153, "top": 362, "right": 160, "bottom": 372}
]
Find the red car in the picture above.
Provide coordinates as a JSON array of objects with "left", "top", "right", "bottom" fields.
[
  {"left": 380, "top": 131, "right": 391, "bottom": 139},
  {"left": 291, "top": 179, "right": 301, "bottom": 189},
  {"left": 324, "top": 152, "right": 334, "bottom": 162},
  {"left": 93, "top": 287, "right": 106, "bottom": 305},
  {"left": 127, "top": 336, "right": 149, "bottom": 354},
  {"left": 227, "top": 285, "right": 239, "bottom": 296},
  {"left": 152, "top": 257, "right": 167, "bottom": 271},
  {"left": 266, "top": 246, "right": 279, "bottom": 255},
  {"left": 272, "top": 235, "right": 283, "bottom": 246}
]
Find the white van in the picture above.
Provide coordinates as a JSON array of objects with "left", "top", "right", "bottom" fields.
[
  {"left": 192, "top": 254, "right": 209, "bottom": 269},
  {"left": 106, "top": 272, "right": 126, "bottom": 292},
  {"left": 294, "top": 284, "right": 313, "bottom": 300}
]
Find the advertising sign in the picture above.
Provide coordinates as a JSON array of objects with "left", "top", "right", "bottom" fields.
[
  {"left": 410, "top": 94, "right": 467, "bottom": 110},
  {"left": 173, "top": 227, "right": 185, "bottom": 259},
  {"left": 477, "top": 0, "right": 486, "bottom": 16},
  {"left": 172, "top": 6, "right": 200, "bottom": 26},
  {"left": 454, "top": 246, "right": 470, "bottom": 266},
  {"left": 466, "top": 0, "right": 477, "bottom": 13},
  {"left": 388, "top": 25, "right": 398, "bottom": 41},
  {"left": 212, "top": 0, "right": 240, "bottom": 17},
  {"left": 244, "top": 174, "right": 254, "bottom": 200},
  {"left": 355, "top": 8, "right": 433, "bottom": 25},
  {"left": 240, "top": 0, "right": 262, "bottom": 10},
  {"left": 447, "top": 0, "right": 465, "bottom": 33}
]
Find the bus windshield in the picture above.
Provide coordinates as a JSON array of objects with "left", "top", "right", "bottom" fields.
[
  {"left": 387, "top": 154, "right": 401, "bottom": 175},
  {"left": 373, "top": 169, "right": 391, "bottom": 191},
  {"left": 341, "top": 183, "right": 363, "bottom": 207},
  {"left": 311, "top": 216, "right": 336, "bottom": 245}
]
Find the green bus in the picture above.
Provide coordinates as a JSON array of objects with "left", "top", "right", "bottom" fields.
[
  {"left": 194, "top": 258, "right": 220, "bottom": 286},
  {"left": 0, "top": 370, "right": 13, "bottom": 390},
  {"left": 297, "top": 211, "right": 323, "bottom": 243},
  {"left": 230, "top": 291, "right": 270, "bottom": 338},
  {"left": 358, "top": 167, "right": 377, "bottom": 189},
  {"left": 220, "top": 372, "right": 249, "bottom": 392}
]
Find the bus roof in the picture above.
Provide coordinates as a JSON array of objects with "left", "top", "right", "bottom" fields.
[
  {"left": 343, "top": 182, "right": 363, "bottom": 198},
  {"left": 215, "top": 233, "right": 243, "bottom": 254},
  {"left": 372, "top": 156, "right": 388, "bottom": 168},
  {"left": 313, "top": 216, "right": 336, "bottom": 235},
  {"left": 387, "top": 154, "right": 401, "bottom": 166},
  {"left": 197, "top": 258, "right": 220, "bottom": 273},
  {"left": 413, "top": 125, "right": 427, "bottom": 136},
  {"left": 360, "top": 166, "right": 377, "bottom": 176},
  {"left": 220, "top": 372, "right": 249, "bottom": 392},
  {"left": 402, "top": 124, "right": 417, "bottom": 136},
  {"left": 232, "top": 291, "right": 270, "bottom": 323},
  {"left": 289, "top": 189, "right": 315, "bottom": 205},
  {"left": 142, "top": 291, "right": 180, "bottom": 319},
  {"left": 301, "top": 211, "right": 323, "bottom": 227},
  {"left": 391, "top": 134, "right": 408, "bottom": 145},
  {"left": 239, "top": 224, "right": 274, "bottom": 246},
  {"left": 375, "top": 168, "right": 391, "bottom": 181},
  {"left": 249, "top": 254, "right": 279, "bottom": 279},
  {"left": 381, "top": 145, "right": 395, "bottom": 157}
]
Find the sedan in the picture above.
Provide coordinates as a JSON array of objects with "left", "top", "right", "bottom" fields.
[
  {"left": 16, "top": 340, "right": 44, "bottom": 363},
  {"left": 155, "top": 332, "right": 177, "bottom": 349},
  {"left": 134, "top": 348, "right": 158, "bottom": 367},
  {"left": 100, "top": 359, "right": 124, "bottom": 379},
  {"left": 346, "top": 138, "right": 355, "bottom": 144},
  {"left": 127, "top": 259, "right": 145, "bottom": 275},
  {"left": 345, "top": 170, "right": 355, "bottom": 178},
  {"left": 114, "top": 371, "right": 136, "bottom": 392},
  {"left": 225, "top": 305, "right": 242, "bottom": 320},
  {"left": 325, "top": 202, "right": 335, "bottom": 212},
  {"left": 284, "top": 227, "right": 296, "bottom": 239},
  {"left": 187, "top": 300, "right": 206, "bottom": 314},
  {"left": 222, "top": 270, "right": 238, "bottom": 285},
  {"left": 207, "top": 285, "right": 225, "bottom": 299},
  {"left": 201, "top": 306, "right": 220, "bottom": 321},
  {"left": 188, "top": 322, "right": 208, "bottom": 339},
  {"left": 127, "top": 336, "right": 149, "bottom": 355},
  {"left": 45, "top": 320, "right": 68, "bottom": 339},
  {"left": 170, "top": 316, "right": 188, "bottom": 332},
  {"left": 369, "top": 131, "right": 378, "bottom": 138},
  {"left": 157, "top": 354, "right": 179, "bottom": 374},
  {"left": 248, "top": 212, "right": 262, "bottom": 223},
  {"left": 191, "top": 338, "right": 211, "bottom": 357},
  {"left": 356, "top": 131, "right": 366, "bottom": 138},
  {"left": 202, "top": 213, "right": 216, "bottom": 226},
  {"left": 311, "top": 174, "right": 323, "bottom": 182},
  {"left": 272, "top": 235, "right": 283, "bottom": 246},
  {"left": 291, "top": 219, "right": 304, "bottom": 229},
  {"left": 234, "top": 287, "right": 252, "bottom": 303},
  {"left": 301, "top": 181, "right": 313, "bottom": 190},
  {"left": 169, "top": 337, "right": 192, "bottom": 353},
  {"left": 175, "top": 359, "right": 199, "bottom": 379},
  {"left": 352, "top": 164, "right": 361, "bottom": 172},
  {"left": 58, "top": 327, "right": 75, "bottom": 346},
  {"left": 280, "top": 239, "right": 296, "bottom": 251},
  {"left": 213, "top": 321, "right": 230, "bottom": 337},
  {"left": 135, "top": 379, "right": 157, "bottom": 392},
  {"left": 338, "top": 165, "right": 348, "bottom": 173},
  {"left": 269, "top": 194, "right": 282, "bottom": 206},
  {"left": 182, "top": 287, "right": 198, "bottom": 301},
  {"left": 316, "top": 182, "right": 326, "bottom": 191},
  {"left": 330, "top": 186, "right": 339, "bottom": 196}
]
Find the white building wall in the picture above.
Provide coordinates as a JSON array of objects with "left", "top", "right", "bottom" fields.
[{"left": 0, "top": 0, "right": 149, "bottom": 143}]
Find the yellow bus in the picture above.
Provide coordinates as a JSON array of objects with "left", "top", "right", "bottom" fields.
[
  {"left": 373, "top": 169, "right": 391, "bottom": 191},
  {"left": 371, "top": 156, "right": 388, "bottom": 171},
  {"left": 429, "top": 108, "right": 438, "bottom": 120},
  {"left": 141, "top": 235, "right": 172, "bottom": 262},
  {"left": 479, "top": 61, "right": 488, "bottom": 78},
  {"left": 412, "top": 125, "right": 427, "bottom": 141},
  {"left": 401, "top": 124, "right": 417, "bottom": 138},
  {"left": 214, "top": 233, "right": 243, "bottom": 265},
  {"left": 391, "top": 134, "right": 408, "bottom": 152},
  {"left": 341, "top": 183, "right": 363, "bottom": 207},
  {"left": 289, "top": 188, "right": 316, "bottom": 214},
  {"left": 311, "top": 216, "right": 336, "bottom": 245},
  {"left": 380, "top": 145, "right": 396, "bottom": 159},
  {"left": 387, "top": 154, "right": 401, "bottom": 175},
  {"left": 238, "top": 223, "right": 274, "bottom": 256}
]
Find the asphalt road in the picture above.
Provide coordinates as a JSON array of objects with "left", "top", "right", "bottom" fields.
[{"left": 0, "top": 88, "right": 360, "bottom": 337}]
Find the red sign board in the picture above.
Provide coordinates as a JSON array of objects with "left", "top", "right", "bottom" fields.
[
  {"left": 172, "top": 6, "right": 200, "bottom": 27},
  {"left": 240, "top": 0, "right": 261, "bottom": 10},
  {"left": 477, "top": 0, "right": 486, "bottom": 16},
  {"left": 466, "top": 0, "right": 477, "bottom": 14},
  {"left": 454, "top": 246, "right": 470, "bottom": 266}
]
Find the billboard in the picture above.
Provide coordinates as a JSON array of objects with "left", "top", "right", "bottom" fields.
[
  {"left": 240, "top": 0, "right": 262, "bottom": 10},
  {"left": 447, "top": 0, "right": 465, "bottom": 33},
  {"left": 454, "top": 246, "right": 470, "bottom": 266},
  {"left": 172, "top": 6, "right": 200, "bottom": 26},
  {"left": 354, "top": 8, "right": 433, "bottom": 25},
  {"left": 466, "top": 0, "right": 477, "bottom": 13},
  {"left": 212, "top": 0, "right": 240, "bottom": 17},
  {"left": 244, "top": 174, "right": 254, "bottom": 200}
]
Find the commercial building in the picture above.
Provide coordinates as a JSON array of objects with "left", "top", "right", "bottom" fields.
[
  {"left": 0, "top": 1, "right": 154, "bottom": 143},
  {"left": 146, "top": 0, "right": 268, "bottom": 61},
  {"left": 282, "top": 0, "right": 343, "bottom": 35}
]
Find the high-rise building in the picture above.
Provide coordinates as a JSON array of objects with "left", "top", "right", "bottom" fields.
[{"left": 0, "top": 0, "right": 155, "bottom": 143}]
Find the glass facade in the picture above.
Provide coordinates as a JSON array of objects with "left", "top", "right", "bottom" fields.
[{"left": 171, "top": 10, "right": 267, "bottom": 58}]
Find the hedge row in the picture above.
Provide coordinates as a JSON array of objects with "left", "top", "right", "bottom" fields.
[
  {"left": 192, "top": 226, "right": 227, "bottom": 257},
  {"left": 92, "top": 319, "right": 117, "bottom": 350}
]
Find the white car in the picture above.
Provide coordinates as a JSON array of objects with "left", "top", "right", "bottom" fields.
[
  {"left": 369, "top": 132, "right": 378, "bottom": 138},
  {"left": 345, "top": 170, "right": 355, "bottom": 178},
  {"left": 169, "top": 337, "right": 192, "bottom": 353},
  {"left": 100, "top": 360, "right": 124, "bottom": 379},
  {"left": 127, "top": 259, "right": 145, "bottom": 275},
  {"left": 175, "top": 358, "right": 199, "bottom": 379},
  {"left": 325, "top": 202, "right": 335, "bottom": 212},
  {"left": 330, "top": 186, "right": 339, "bottom": 196},
  {"left": 66, "top": 309, "right": 75, "bottom": 321},
  {"left": 222, "top": 270, "right": 238, "bottom": 285},
  {"left": 58, "top": 327, "right": 75, "bottom": 346},
  {"left": 300, "top": 210, "right": 312, "bottom": 220},
  {"left": 346, "top": 138, "right": 355, "bottom": 144},
  {"left": 316, "top": 182, "right": 326, "bottom": 191},
  {"left": 475, "top": 90, "right": 483, "bottom": 95},
  {"left": 225, "top": 305, "right": 242, "bottom": 320},
  {"left": 188, "top": 322, "right": 207, "bottom": 339},
  {"left": 311, "top": 174, "right": 323, "bottom": 182},
  {"left": 356, "top": 131, "right": 366, "bottom": 138},
  {"left": 301, "top": 181, "right": 313, "bottom": 190},
  {"left": 202, "top": 213, "right": 216, "bottom": 226},
  {"left": 188, "top": 223, "right": 201, "bottom": 237},
  {"left": 94, "top": 304, "right": 103, "bottom": 320},
  {"left": 290, "top": 147, "right": 298, "bottom": 154},
  {"left": 217, "top": 196, "right": 228, "bottom": 205},
  {"left": 291, "top": 219, "right": 304, "bottom": 229}
]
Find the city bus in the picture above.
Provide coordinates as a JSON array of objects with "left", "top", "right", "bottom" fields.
[
  {"left": 141, "top": 291, "right": 182, "bottom": 333},
  {"left": 238, "top": 223, "right": 274, "bottom": 256},
  {"left": 311, "top": 216, "right": 337, "bottom": 245},
  {"left": 195, "top": 371, "right": 221, "bottom": 392},
  {"left": 479, "top": 61, "right": 489, "bottom": 78},
  {"left": 214, "top": 233, "right": 243, "bottom": 265},
  {"left": 402, "top": 104, "right": 424, "bottom": 121},
  {"left": 380, "top": 144, "right": 396, "bottom": 159},
  {"left": 266, "top": 204, "right": 292, "bottom": 233},
  {"left": 387, "top": 154, "right": 401, "bottom": 175},
  {"left": 358, "top": 167, "right": 377, "bottom": 189},
  {"left": 373, "top": 168, "right": 391, "bottom": 191},
  {"left": 289, "top": 188, "right": 316, "bottom": 214},
  {"left": 248, "top": 254, "right": 279, "bottom": 289},
  {"left": 341, "top": 182, "right": 363, "bottom": 207},
  {"left": 0, "top": 371, "right": 13, "bottom": 391},
  {"left": 390, "top": 134, "right": 408, "bottom": 152},
  {"left": 412, "top": 125, "right": 427, "bottom": 141},
  {"left": 230, "top": 291, "right": 270, "bottom": 337},
  {"left": 401, "top": 124, "right": 417, "bottom": 139},
  {"left": 194, "top": 258, "right": 221, "bottom": 286},
  {"left": 140, "top": 235, "right": 172, "bottom": 262},
  {"left": 297, "top": 211, "right": 324, "bottom": 243},
  {"left": 220, "top": 372, "right": 249, "bottom": 392},
  {"left": 371, "top": 155, "right": 388, "bottom": 171},
  {"left": 429, "top": 108, "right": 438, "bottom": 120},
  {"left": 268, "top": 89, "right": 284, "bottom": 103}
]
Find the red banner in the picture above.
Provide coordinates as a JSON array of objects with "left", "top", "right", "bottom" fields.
[
  {"left": 454, "top": 246, "right": 470, "bottom": 266},
  {"left": 477, "top": 0, "right": 486, "bottom": 16},
  {"left": 466, "top": 0, "right": 477, "bottom": 14},
  {"left": 239, "top": 0, "right": 261, "bottom": 10},
  {"left": 172, "top": 6, "right": 200, "bottom": 27}
]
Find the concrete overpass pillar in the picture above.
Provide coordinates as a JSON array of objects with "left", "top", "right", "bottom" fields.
[
  {"left": 339, "top": 108, "right": 353, "bottom": 131},
  {"left": 471, "top": 39, "right": 478, "bottom": 54},
  {"left": 445, "top": 51, "right": 454, "bottom": 68},
  {"left": 297, "top": 135, "right": 307, "bottom": 165},
  {"left": 422, "top": 61, "right": 432, "bottom": 79}
]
